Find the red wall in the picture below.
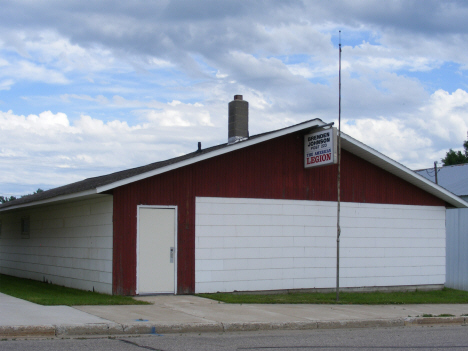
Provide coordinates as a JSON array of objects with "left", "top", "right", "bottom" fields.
[{"left": 112, "top": 132, "right": 444, "bottom": 295}]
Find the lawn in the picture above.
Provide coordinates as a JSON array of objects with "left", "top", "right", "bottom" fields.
[
  {"left": 0, "top": 274, "right": 150, "bottom": 306},
  {"left": 198, "top": 288, "right": 468, "bottom": 305}
]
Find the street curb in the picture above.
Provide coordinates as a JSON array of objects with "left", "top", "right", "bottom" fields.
[
  {"left": 404, "top": 316, "right": 466, "bottom": 326},
  {"left": 0, "top": 317, "right": 466, "bottom": 338},
  {"left": 55, "top": 323, "right": 124, "bottom": 336},
  {"left": 317, "top": 318, "right": 406, "bottom": 329},
  {"left": 0, "top": 325, "right": 56, "bottom": 338}
]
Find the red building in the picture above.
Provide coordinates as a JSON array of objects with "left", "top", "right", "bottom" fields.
[{"left": 0, "top": 96, "right": 466, "bottom": 295}]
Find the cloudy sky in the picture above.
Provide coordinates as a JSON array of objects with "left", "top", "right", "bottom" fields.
[{"left": 1, "top": 0, "right": 468, "bottom": 196}]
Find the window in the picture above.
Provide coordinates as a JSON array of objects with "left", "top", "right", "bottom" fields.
[{"left": 21, "top": 216, "right": 30, "bottom": 239}]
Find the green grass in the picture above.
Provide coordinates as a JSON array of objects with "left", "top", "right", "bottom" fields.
[
  {"left": 0, "top": 274, "right": 150, "bottom": 306},
  {"left": 198, "top": 288, "right": 468, "bottom": 305}
]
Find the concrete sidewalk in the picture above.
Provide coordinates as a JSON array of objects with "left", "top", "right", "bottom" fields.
[
  {"left": 0, "top": 292, "right": 114, "bottom": 337},
  {"left": 1, "top": 293, "right": 468, "bottom": 338}
]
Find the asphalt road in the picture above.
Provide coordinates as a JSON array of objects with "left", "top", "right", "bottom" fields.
[{"left": 1, "top": 326, "right": 468, "bottom": 351}]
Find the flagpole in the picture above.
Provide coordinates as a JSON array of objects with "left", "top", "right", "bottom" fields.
[{"left": 336, "top": 31, "right": 342, "bottom": 302}]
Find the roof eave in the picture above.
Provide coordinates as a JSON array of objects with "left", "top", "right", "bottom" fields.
[{"left": 0, "top": 189, "right": 101, "bottom": 212}]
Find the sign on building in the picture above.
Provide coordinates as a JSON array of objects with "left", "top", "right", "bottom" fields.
[{"left": 304, "top": 127, "right": 338, "bottom": 168}]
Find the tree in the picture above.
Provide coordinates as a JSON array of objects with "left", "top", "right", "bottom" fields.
[
  {"left": 20, "top": 188, "right": 45, "bottom": 198},
  {"left": 442, "top": 139, "right": 468, "bottom": 166},
  {"left": 0, "top": 188, "right": 44, "bottom": 204},
  {"left": 0, "top": 195, "right": 17, "bottom": 204}
]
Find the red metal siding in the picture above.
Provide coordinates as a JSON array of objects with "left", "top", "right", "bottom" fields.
[{"left": 112, "top": 132, "right": 444, "bottom": 295}]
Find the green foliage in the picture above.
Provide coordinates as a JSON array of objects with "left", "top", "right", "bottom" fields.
[
  {"left": 198, "top": 287, "right": 468, "bottom": 305},
  {"left": 0, "top": 274, "right": 150, "bottom": 306},
  {"left": 0, "top": 195, "right": 17, "bottom": 204},
  {"left": 0, "top": 188, "right": 45, "bottom": 204},
  {"left": 21, "top": 188, "right": 45, "bottom": 198},
  {"left": 442, "top": 139, "right": 468, "bottom": 166}
]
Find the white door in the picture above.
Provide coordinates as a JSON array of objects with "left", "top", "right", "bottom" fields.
[{"left": 137, "top": 207, "right": 176, "bottom": 294}]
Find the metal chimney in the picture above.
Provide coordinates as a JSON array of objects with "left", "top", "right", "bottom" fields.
[{"left": 228, "top": 95, "right": 249, "bottom": 144}]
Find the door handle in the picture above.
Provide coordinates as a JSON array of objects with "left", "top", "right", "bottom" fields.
[{"left": 170, "top": 247, "right": 174, "bottom": 263}]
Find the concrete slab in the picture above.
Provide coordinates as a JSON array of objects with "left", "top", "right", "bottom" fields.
[
  {"left": 75, "top": 303, "right": 214, "bottom": 325},
  {"left": 245, "top": 303, "right": 466, "bottom": 322},
  {"left": 75, "top": 295, "right": 468, "bottom": 326},
  {"left": 0, "top": 292, "right": 112, "bottom": 326},
  {"left": 134, "top": 295, "right": 220, "bottom": 306}
]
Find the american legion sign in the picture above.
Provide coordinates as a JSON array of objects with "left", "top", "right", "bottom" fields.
[{"left": 304, "top": 127, "right": 338, "bottom": 168}]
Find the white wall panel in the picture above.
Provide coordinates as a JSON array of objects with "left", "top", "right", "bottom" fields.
[
  {"left": 0, "top": 196, "right": 113, "bottom": 294},
  {"left": 195, "top": 197, "right": 446, "bottom": 294},
  {"left": 446, "top": 208, "right": 468, "bottom": 291}
]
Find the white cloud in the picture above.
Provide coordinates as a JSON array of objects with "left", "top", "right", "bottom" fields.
[
  {"left": 0, "top": 60, "right": 69, "bottom": 84},
  {"left": 287, "top": 64, "right": 316, "bottom": 79},
  {"left": 341, "top": 88, "right": 468, "bottom": 169},
  {"left": 342, "top": 117, "right": 433, "bottom": 168},
  {"left": 0, "top": 106, "right": 220, "bottom": 194},
  {"left": 73, "top": 114, "right": 143, "bottom": 136},
  {"left": 416, "top": 89, "right": 468, "bottom": 142},
  {"left": 2, "top": 30, "right": 119, "bottom": 73},
  {"left": 0, "top": 79, "right": 13, "bottom": 90},
  {"left": 135, "top": 100, "right": 214, "bottom": 127},
  {"left": 60, "top": 94, "right": 109, "bottom": 104},
  {"left": 348, "top": 41, "right": 442, "bottom": 73},
  {"left": 216, "top": 70, "right": 228, "bottom": 78},
  {"left": 147, "top": 57, "right": 173, "bottom": 69},
  {"left": 0, "top": 110, "right": 73, "bottom": 135}
]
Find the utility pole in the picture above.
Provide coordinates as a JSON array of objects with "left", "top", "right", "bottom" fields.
[{"left": 434, "top": 161, "right": 438, "bottom": 185}]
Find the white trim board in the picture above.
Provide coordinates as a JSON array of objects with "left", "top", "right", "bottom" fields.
[{"left": 0, "top": 190, "right": 101, "bottom": 212}]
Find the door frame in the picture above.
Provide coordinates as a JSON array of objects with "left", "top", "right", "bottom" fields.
[{"left": 136, "top": 205, "right": 178, "bottom": 295}]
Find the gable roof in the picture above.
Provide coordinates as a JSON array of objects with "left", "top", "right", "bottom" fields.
[
  {"left": 415, "top": 163, "right": 468, "bottom": 198},
  {"left": 1, "top": 118, "right": 467, "bottom": 212}
]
